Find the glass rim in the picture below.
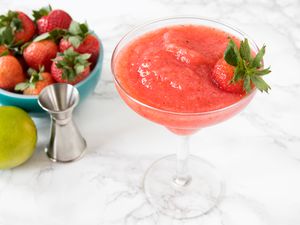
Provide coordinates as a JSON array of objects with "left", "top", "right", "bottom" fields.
[{"left": 111, "top": 16, "right": 258, "bottom": 116}]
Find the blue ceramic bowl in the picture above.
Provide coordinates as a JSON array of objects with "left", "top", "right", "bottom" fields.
[{"left": 0, "top": 40, "right": 103, "bottom": 116}]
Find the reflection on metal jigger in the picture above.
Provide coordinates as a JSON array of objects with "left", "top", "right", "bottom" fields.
[{"left": 38, "top": 83, "right": 87, "bottom": 163}]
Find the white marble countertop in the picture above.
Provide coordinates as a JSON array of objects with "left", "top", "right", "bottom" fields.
[{"left": 1, "top": 0, "right": 300, "bottom": 224}]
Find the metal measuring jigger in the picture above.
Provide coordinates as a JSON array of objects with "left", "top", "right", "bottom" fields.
[{"left": 38, "top": 83, "right": 87, "bottom": 163}]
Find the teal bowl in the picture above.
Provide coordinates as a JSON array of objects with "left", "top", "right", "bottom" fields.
[{"left": 0, "top": 40, "right": 103, "bottom": 116}]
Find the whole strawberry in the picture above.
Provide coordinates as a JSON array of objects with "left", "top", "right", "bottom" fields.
[
  {"left": 33, "top": 6, "right": 72, "bottom": 34},
  {"left": 0, "top": 55, "right": 25, "bottom": 90},
  {"left": 59, "top": 21, "right": 100, "bottom": 67},
  {"left": 23, "top": 40, "right": 58, "bottom": 71},
  {"left": 0, "top": 11, "right": 35, "bottom": 45},
  {"left": 15, "top": 67, "right": 54, "bottom": 95},
  {"left": 211, "top": 38, "right": 271, "bottom": 94},
  {"left": 51, "top": 48, "right": 91, "bottom": 85}
]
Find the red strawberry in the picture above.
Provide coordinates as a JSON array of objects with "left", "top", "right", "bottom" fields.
[
  {"left": 211, "top": 38, "right": 271, "bottom": 94},
  {"left": 60, "top": 34, "right": 99, "bottom": 67},
  {"left": 14, "top": 12, "right": 36, "bottom": 44},
  {"left": 23, "top": 40, "right": 58, "bottom": 71},
  {"left": 59, "top": 21, "right": 100, "bottom": 67},
  {"left": 51, "top": 48, "right": 91, "bottom": 85},
  {"left": 0, "top": 55, "right": 25, "bottom": 90},
  {"left": 211, "top": 58, "right": 245, "bottom": 94},
  {"left": 0, "top": 11, "right": 35, "bottom": 45},
  {"left": 15, "top": 68, "right": 54, "bottom": 95},
  {"left": 36, "top": 9, "right": 72, "bottom": 34}
]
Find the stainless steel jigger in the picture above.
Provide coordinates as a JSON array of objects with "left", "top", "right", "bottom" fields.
[{"left": 38, "top": 83, "right": 87, "bottom": 163}]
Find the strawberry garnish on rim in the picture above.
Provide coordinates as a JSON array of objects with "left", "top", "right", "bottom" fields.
[{"left": 211, "top": 38, "right": 271, "bottom": 94}]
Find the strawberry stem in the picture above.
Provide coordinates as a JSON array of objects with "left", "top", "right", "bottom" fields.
[
  {"left": 0, "top": 11, "right": 22, "bottom": 47},
  {"left": 224, "top": 38, "right": 271, "bottom": 93},
  {"left": 15, "top": 67, "right": 45, "bottom": 91},
  {"left": 32, "top": 5, "right": 52, "bottom": 21},
  {"left": 53, "top": 48, "right": 91, "bottom": 81},
  {"left": 66, "top": 21, "right": 90, "bottom": 48}
]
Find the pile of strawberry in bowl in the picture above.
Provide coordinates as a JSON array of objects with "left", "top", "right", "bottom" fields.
[{"left": 0, "top": 6, "right": 103, "bottom": 114}]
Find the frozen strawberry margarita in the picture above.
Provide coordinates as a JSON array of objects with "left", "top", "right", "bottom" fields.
[
  {"left": 112, "top": 18, "right": 271, "bottom": 219},
  {"left": 113, "top": 23, "right": 270, "bottom": 134}
]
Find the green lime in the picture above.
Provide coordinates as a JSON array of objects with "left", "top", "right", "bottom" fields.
[{"left": 0, "top": 106, "right": 37, "bottom": 169}]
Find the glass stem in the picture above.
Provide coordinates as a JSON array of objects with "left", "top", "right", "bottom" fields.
[{"left": 174, "top": 135, "right": 192, "bottom": 187}]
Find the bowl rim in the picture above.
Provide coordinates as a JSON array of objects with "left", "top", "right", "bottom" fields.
[
  {"left": 0, "top": 36, "right": 103, "bottom": 100},
  {"left": 111, "top": 16, "right": 259, "bottom": 116}
]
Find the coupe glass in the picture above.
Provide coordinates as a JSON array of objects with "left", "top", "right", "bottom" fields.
[{"left": 111, "top": 17, "right": 258, "bottom": 219}]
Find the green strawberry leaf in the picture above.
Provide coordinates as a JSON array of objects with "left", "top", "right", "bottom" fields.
[
  {"left": 0, "top": 26, "right": 14, "bottom": 46},
  {"left": 32, "top": 5, "right": 52, "bottom": 21},
  {"left": 224, "top": 38, "right": 271, "bottom": 93},
  {"left": 75, "top": 64, "right": 84, "bottom": 74},
  {"left": 33, "top": 32, "right": 50, "bottom": 42},
  {"left": 251, "top": 45, "right": 266, "bottom": 68},
  {"left": 15, "top": 82, "right": 30, "bottom": 91},
  {"left": 33, "top": 29, "right": 67, "bottom": 43},
  {"left": 0, "top": 16, "right": 6, "bottom": 27},
  {"left": 11, "top": 17, "right": 22, "bottom": 31},
  {"left": 26, "top": 67, "right": 45, "bottom": 86},
  {"left": 232, "top": 63, "right": 245, "bottom": 82},
  {"left": 65, "top": 21, "right": 90, "bottom": 48},
  {"left": 27, "top": 68, "right": 37, "bottom": 76},
  {"left": 0, "top": 49, "right": 9, "bottom": 56},
  {"left": 0, "top": 11, "right": 22, "bottom": 34},
  {"left": 243, "top": 75, "right": 251, "bottom": 93},
  {"left": 254, "top": 67, "right": 271, "bottom": 76},
  {"left": 55, "top": 48, "right": 90, "bottom": 81},
  {"left": 79, "top": 22, "right": 89, "bottom": 34},
  {"left": 69, "top": 21, "right": 82, "bottom": 35},
  {"left": 250, "top": 76, "right": 271, "bottom": 93},
  {"left": 50, "top": 29, "right": 68, "bottom": 43},
  {"left": 224, "top": 39, "right": 238, "bottom": 66},
  {"left": 55, "top": 60, "right": 67, "bottom": 68},
  {"left": 239, "top": 39, "right": 251, "bottom": 62},
  {"left": 69, "top": 36, "right": 81, "bottom": 48},
  {"left": 77, "top": 53, "right": 91, "bottom": 61}
]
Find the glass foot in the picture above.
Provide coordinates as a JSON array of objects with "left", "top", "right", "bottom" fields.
[{"left": 143, "top": 154, "right": 224, "bottom": 219}]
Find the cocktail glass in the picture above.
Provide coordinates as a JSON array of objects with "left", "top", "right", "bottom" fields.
[{"left": 111, "top": 17, "right": 258, "bottom": 219}]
